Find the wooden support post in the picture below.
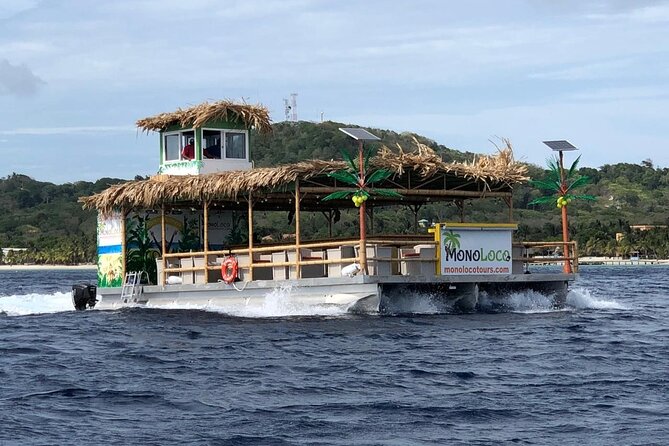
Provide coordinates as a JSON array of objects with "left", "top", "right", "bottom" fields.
[
  {"left": 328, "top": 210, "right": 333, "bottom": 238},
  {"left": 247, "top": 194, "right": 254, "bottom": 279},
  {"left": 369, "top": 206, "right": 374, "bottom": 235},
  {"left": 410, "top": 204, "right": 422, "bottom": 233},
  {"left": 121, "top": 209, "right": 127, "bottom": 281},
  {"left": 161, "top": 205, "right": 166, "bottom": 286},
  {"left": 295, "top": 179, "right": 302, "bottom": 279},
  {"left": 203, "top": 201, "right": 209, "bottom": 283},
  {"left": 320, "top": 210, "right": 334, "bottom": 238},
  {"left": 456, "top": 199, "right": 465, "bottom": 222},
  {"left": 507, "top": 196, "right": 513, "bottom": 222},
  {"left": 414, "top": 205, "right": 418, "bottom": 233}
]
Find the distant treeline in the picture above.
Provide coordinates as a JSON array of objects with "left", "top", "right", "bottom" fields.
[{"left": 1, "top": 121, "right": 669, "bottom": 264}]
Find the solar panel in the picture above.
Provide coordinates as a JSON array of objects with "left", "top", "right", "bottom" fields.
[
  {"left": 542, "top": 140, "right": 578, "bottom": 151},
  {"left": 339, "top": 128, "right": 381, "bottom": 141}
]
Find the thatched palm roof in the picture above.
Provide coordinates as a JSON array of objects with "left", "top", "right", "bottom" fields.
[
  {"left": 136, "top": 100, "right": 272, "bottom": 134},
  {"left": 81, "top": 139, "right": 528, "bottom": 215}
]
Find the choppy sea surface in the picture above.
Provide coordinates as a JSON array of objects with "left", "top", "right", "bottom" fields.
[{"left": 1, "top": 266, "right": 668, "bottom": 445}]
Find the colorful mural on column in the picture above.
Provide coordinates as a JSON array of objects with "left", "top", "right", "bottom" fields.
[{"left": 97, "top": 213, "right": 123, "bottom": 288}]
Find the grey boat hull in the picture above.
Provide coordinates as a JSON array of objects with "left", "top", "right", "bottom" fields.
[{"left": 90, "top": 273, "right": 572, "bottom": 314}]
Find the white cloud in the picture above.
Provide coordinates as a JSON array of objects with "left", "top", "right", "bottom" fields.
[
  {"left": 0, "top": 59, "right": 45, "bottom": 96},
  {"left": 341, "top": 95, "right": 669, "bottom": 168},
  {"left": 0, "top": 0, "right": 39, "bottom": 20},
  {"left": 0, "top": 41, "right": 53, "bottom": 57},
  {"left": 528, "top": 59, "right": 634, "bottom": 81},
  {"left": 630, "top": 3, "right": 669, "bottom": 21},
  {"left": 586, "top": 3, "right": 669, "bottom": 22},
  {"left": 567, "top": 86, "right": 669, "bottom": 101},
  {"left": 0, "top": 125, "right": 135, "bottom": 136},
  {"left": 0, "top": 0, "right": 668, "bottom": 180},
  {"left": 3, "top": 1, "right": 665, "bottom": 92}
]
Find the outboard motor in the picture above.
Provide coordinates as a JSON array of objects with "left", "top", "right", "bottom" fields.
[{"left": 72, "top": 284, "right": 97, "bottom": 311}]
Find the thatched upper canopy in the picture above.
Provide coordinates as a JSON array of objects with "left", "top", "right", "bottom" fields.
[
  {"left": 136, "top": 100, "right": 272, "bottom": 134},
  {"left": 81, "top": 139, "right": 528, "bottom": 216}
]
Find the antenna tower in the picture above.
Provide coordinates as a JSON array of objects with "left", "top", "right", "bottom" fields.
[{"left": 290, "top": 93, "right": 298, "bottom": 121}]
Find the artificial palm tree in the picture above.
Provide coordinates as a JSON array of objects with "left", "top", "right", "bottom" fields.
[
  {"left": 321, "top": 149, "right": 401, "bottom": 205},
  {"left": 529, "top": 155, "right": 595, "bottom": 272},
  {"left": 321, "top": 148, "right": 401, "bottom": 274}
]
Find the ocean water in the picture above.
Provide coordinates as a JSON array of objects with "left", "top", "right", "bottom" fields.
[{"left": 0, "top": 267, "right": 668, "bottom": 445}]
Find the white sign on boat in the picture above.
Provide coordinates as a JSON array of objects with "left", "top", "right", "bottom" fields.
[{"left": 438, "top": 223, "right": 517, "bottom": 276}]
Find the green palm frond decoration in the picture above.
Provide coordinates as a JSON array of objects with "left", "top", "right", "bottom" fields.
[
  {"left": 327, "top": 170, "right": 359, "bottom": 185},
  {"left": 322, "top": 148, "right": 402, "bottom": 206},
  {"left": 443, "top": 230, "right": 461, "bottom": 250},
  {"left": 528, "top": 155, "right": 596, "bottom": 208}
]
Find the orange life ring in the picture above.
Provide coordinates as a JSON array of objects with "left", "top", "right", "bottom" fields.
[{"left": 221, "top": 256, "right": 238, "bottom": 284}]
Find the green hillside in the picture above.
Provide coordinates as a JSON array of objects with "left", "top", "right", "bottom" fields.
[
  {"left": 1, "top": 121, "right": 668, "bottom": 264},
  {"left": 0, "top": 174, "right": 126, "bottom": 264}
]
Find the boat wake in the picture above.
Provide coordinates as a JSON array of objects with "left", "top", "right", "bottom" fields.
[
  {"left": 147, "top": 286, "right": 351, "bottom": 318},
  {"left": 380, "top": 290, "right": 455, "bottom": 315},
  {"left": 477, "top": 287, "right": 627, "bottom": 314},
  {"left": 0, "top": 292, "right": 74, "bottom": 316},
  {"left": 565, "top": 287, "right": 628, "bottom": 310},
  {"left": 381, "top": 287, "right": 627, "bottom": 315},
  {"left": 478, "top": 289, "right": 558, "bottom": 314}
]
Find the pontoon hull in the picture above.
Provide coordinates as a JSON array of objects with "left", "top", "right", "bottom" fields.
[{"left": 92, "top": 273, "right": 572, "bottom": 314}]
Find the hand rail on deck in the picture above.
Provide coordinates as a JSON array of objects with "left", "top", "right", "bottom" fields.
[
  {"left": 156, "top": 238, "right": 579, "bottom": 284},
  {"left": 513, "top": 241, "right": 579, "bottom": 273},
  {"left": 158, "top": 237, "right": 437, "bottom": 284}
]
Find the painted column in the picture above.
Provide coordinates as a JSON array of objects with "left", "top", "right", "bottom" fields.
[{"left": 121, "top": 210, "right": 127, "bottom": 280}]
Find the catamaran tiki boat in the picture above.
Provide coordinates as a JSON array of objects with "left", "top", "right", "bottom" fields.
[{"left": 73, "top": 100, "right": 578, "bottom": 313}]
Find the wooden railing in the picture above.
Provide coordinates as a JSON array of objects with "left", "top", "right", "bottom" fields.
[
  {"left": 155, "top": 238, "right": 579, "bottom": 285},
  {"left": 158, "top": 237, "right": 438, "bottom": 285},
  {"left": 512, "top": 241, "right": 579, "bottom": 273}
]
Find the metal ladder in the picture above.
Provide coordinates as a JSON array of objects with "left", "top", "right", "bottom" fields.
[{"left": 121, "top": 271, "right": 145, "bottom": 303}]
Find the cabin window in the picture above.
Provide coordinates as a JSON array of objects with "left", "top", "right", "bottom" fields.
[
  {"left": 180, "top": 131, "right": 195, "bottom": 160},
  {"left": 200, "top": 129, "right": 248, "bottom": 160},
  {"left": 202, "top": 130, "right": 221, "bottom": 159},
  {"left": 225, "top": 132, "right": 246, "bottom": 159},
  {"left": 163, "top": 130, "right": 195, "bottom": 162},
  {"left": 164, "top": 134, "right": 180, "bottom": 161}
]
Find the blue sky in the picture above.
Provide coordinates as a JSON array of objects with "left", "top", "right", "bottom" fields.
[{"left": 1, "top": 0, "right": 668, "bottom": 183}]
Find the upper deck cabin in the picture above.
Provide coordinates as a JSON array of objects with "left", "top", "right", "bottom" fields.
[{"left": 136, "top": 100, "right": 272, "bottom": 175}]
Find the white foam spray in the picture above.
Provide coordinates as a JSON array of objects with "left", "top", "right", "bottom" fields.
[
  {"left": 478, "top": 289, "right": 558, "bottom": 313},
  {"left": 566, "top": 287, "right": 627, "bottom": 310},
  {"left": 381, "top": 291, "right": 448, "bottom": 315},
  {"left": 146, "top": 285, "right": 351, "bottom": 318},
  {"left": 0, "top": 292, "right": 74, "bottom": 316},
  {"left": 477, "top": 287, "right": 627, "bottom": 313}
]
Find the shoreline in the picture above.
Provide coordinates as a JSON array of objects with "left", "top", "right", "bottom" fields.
[
  {"left": 0, "top": 264, "right": 96, "bottom": 271},
  {"left": 579, "top": 256, "right": 669, "bottom": 266}
]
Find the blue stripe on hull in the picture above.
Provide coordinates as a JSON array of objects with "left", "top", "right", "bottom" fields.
[{"left": 98, "top": 244, "right": 122, "bottom": 255}]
